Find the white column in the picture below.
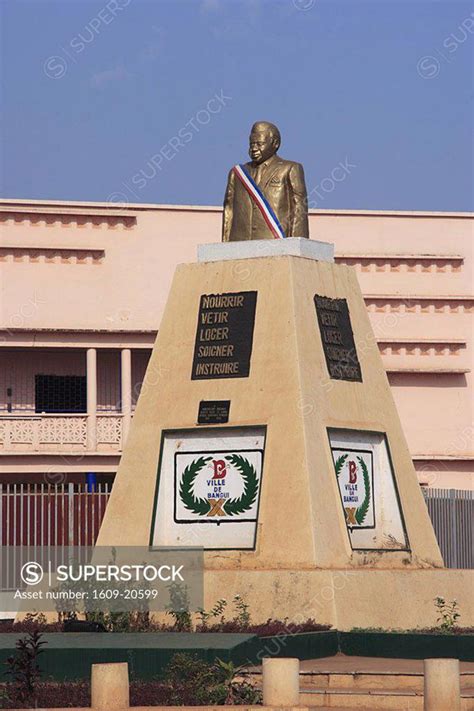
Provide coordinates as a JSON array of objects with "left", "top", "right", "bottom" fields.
[
  {"left": 86, "top": 348, "right": 97, "bottom": 451},
  {"left": 424, "top": 658, "right": 461, "bottom": 711},
  {"left": 262, "top": 657, "right": 300, "bottom": 706},
  {"left": 121, "top": 348, "right": 132, "bottom": 446}
]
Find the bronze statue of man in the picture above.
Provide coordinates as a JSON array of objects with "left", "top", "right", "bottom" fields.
[{"left": 222, "top": 121, "right": 309, "bottom": 242}]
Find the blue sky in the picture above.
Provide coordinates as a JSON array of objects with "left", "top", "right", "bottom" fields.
[{"left": 1, "top": 0, "right": 473, "bottom": 210}]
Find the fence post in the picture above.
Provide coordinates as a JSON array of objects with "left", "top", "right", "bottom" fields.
[
  {"left": 87, "top": 347, "right": 98, "bottom": 451},
  {"left": 262, "top": 657, "right": 300, "bottom": 706},
  {"left": 450, "top": 489, "right": 458, "bottom": 568},
  {"left": 424, "top": 658, "right": 460, "bottom": 711},
  {"left": 91, "top": 662, "right": 129, "bottom": 709},
  {"left": 68, "top": 482, "right": 74, "bottom": 546}
]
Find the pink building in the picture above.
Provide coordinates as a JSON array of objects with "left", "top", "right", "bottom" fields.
[{"left": 0, "top": 199, "right": 472, "bottom": 492}]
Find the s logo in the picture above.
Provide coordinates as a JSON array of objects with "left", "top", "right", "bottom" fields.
[{"left": 21, "top": 562, "right": 44, "bottom": 586}]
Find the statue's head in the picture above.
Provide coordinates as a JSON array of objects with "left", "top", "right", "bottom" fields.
[{"left": 249, "top": 121, "right": 281, "bottom": 164}]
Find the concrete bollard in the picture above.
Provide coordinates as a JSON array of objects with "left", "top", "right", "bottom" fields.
[
  {"left": 91, "top": 662, "right": 130, "bottom": 710},
  {"left": 424, "top": 658, "right": 461, "bottom": 711},
  {"left": 262, "top": 657, "right": 300, "bottom": 706}
]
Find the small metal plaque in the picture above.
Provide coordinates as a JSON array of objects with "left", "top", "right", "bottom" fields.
[
  {"left": 192, "top": 291, "right": 257, "bottom": 380},
  {"left": 197, "top": 400, "right": 231, "bottom": 425},
  {"left": 314, "top": 295, "right": 362, "bottom": 382}
]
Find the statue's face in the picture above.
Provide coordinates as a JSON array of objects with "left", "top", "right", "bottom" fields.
[{"left": 249, "top": 129, "right": 277, "bottom": 164}]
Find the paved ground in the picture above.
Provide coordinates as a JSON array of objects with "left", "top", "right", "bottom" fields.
[
  {"left": 297, "top": 653, "right": 474, "bottom": 673},
  {"left": 247, "top": 652, "right": 474, "bottom": 675}
]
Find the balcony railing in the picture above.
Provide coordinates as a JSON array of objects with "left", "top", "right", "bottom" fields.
[{"left": 0, "top": 414, "right": 123, "bottom": 453}]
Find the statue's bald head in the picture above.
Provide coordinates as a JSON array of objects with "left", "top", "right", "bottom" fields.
[
  {"left": 249, "top": 121, "right": 281, "bottom": 164},
  {"left": 251, "top": 121, "right": 281, "bottom": 148}
]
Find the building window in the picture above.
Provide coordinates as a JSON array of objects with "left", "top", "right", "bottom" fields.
[{"left": 35, "top": 375, "right": 87, "bottom": 413}]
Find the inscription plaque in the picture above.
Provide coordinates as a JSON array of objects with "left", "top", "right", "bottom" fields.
[
  {"left": 314, "top": 295, "right": 362, "bottom": 382},
  {"left": 192, "top": 291, "right": 257, "bottom": 380},
  {"left": 198, "top": 400, "right": 231, "bottom": 425}
]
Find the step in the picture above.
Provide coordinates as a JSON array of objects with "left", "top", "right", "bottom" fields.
[
  {"left": 246, "top": 655, "right": 474, "bottom": 710},
  {"left": 299, "top": 687, "right": 474, "bottom": 710},
  {"left": 297, "top": 669, "right": 474, "bottom": 691},
  {"left": 302, "top": 707, "right": 388, "bottom": 711},
  {"left": 248, "top": 668, "right": 474, "bottom": 693}
]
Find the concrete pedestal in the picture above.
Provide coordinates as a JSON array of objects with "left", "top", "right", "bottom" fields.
[
  {"left": 262, "top": 658, "right": 300, "bottom": 706},
  {"left": 198, "top": 236, "right": 334, "bottom": 262},
  {"left": 91, "top": 662, "right": 129, "bottom": 710},
  {"left": 97, "top": 243, "right": 473, "bottom": 629},
  {"left": 424, "top": 658, "right": 461, "bottom": 711}
]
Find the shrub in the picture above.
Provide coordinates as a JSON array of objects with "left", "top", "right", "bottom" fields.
[
  {"left": 435, "top": 596, "right": 461, "bottom": 633},
  {"left": 162, "top": 653, "right": 261, "bottom": 705},
  {"left": 4, "top": 630, "right": 46, "bottom": 707}
]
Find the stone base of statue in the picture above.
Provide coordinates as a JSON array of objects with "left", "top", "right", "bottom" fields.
[{"left": 97, "top": 239, "right": 473, "bottom": 629}]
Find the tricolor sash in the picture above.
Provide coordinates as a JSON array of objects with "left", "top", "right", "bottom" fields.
[{"left": 233, "top": 164, "right": 286, "bottom": 239}]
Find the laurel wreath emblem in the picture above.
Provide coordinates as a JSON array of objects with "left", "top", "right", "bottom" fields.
[
  {"left": 179, "top": 456, "right": 212, "bottom": 515},
  {"left": 179, "top": 454, "right": 259, "bottom": 517},
  {"left": 334, "top": 453, "right": 371, "bottom": 526}
]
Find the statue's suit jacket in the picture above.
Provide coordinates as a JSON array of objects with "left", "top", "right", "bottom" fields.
[{"left": 222, "top": 154, "right": 309, "bottom": 241}]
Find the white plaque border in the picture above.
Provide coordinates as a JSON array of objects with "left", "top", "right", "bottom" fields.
[
  {"left": 149, "top": 426, "right": 267, "bottom": 551},
  {"left": 327, "top": 427, "right": 410, "bottom": 553}
]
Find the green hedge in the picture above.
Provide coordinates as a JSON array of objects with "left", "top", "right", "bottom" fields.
[
  {"left": 339, "top": 631, "right": 474, "bottom": 662},
  {"left": 0, "top": 629, "right": 471, "bottom": 681}
]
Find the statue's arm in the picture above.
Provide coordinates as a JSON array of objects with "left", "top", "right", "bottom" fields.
[
  {"left": 222, "top": 168, "right": 235, "bottom": 242},
  {"left": 289, "top": 163, "right": 309, "bottom": 238}
]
